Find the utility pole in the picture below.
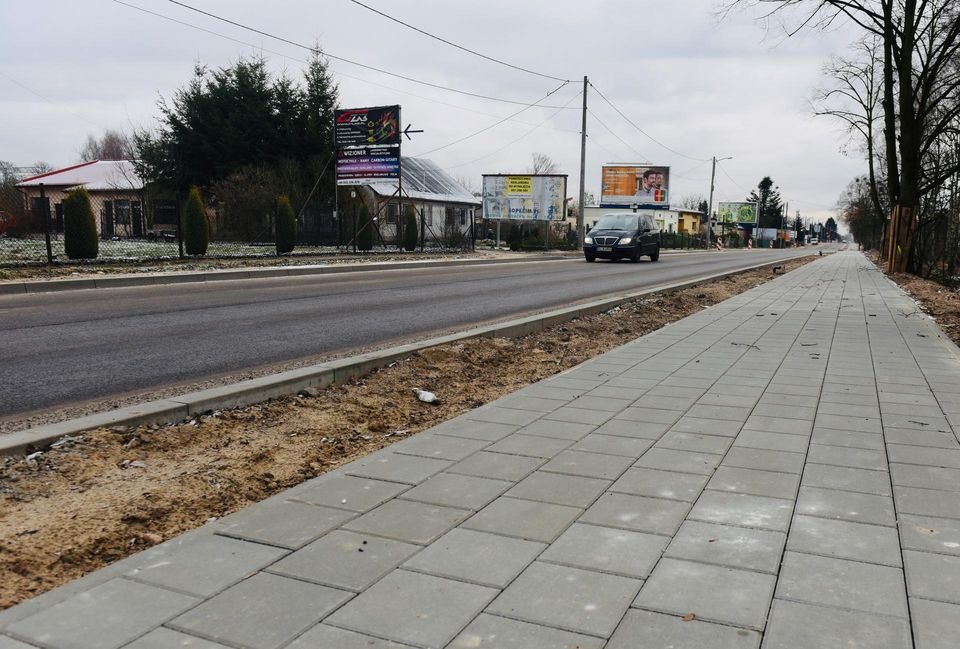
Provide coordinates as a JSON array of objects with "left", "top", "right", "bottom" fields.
[
  {"left": 706, "top": 156, "right": 716, "bottom": 250},
  {"left": 577, "top": 75, "right": 588, "bottom": 247},
  {"left": 706, "top": 155, "right": 732, "bottom": 250}
]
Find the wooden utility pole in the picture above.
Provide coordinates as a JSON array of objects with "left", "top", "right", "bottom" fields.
[{"left": 577, "top": 76, "right": 588, "bottom": 246}]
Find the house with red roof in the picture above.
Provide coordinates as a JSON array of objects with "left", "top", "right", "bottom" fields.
[{"left": 16, "top": 160, "right": 152, "bottom": 237}]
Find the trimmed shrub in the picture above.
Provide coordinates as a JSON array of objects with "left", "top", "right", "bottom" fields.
[
  {"left": 275, "top": 194, "right": 297, "bottom": 254},
  {"left": 62, "top": 188, "right": 98, "bottom": 260},
  {"left": 183, "top": 186, "right": 209, "bottom": 256},
  {"left": 357, "top": 202, "right": 374, "bottom": 251},
  {"left": 507, "top": 223, "right": 522, "bottom": 251},
  {"left": 402, "top": 205, "right": 418, "bottom": 251}
]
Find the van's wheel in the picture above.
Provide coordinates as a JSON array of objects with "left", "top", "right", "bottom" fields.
[
  {"left": 585, "top": 254, "right": 596, "bottom": 263},
  {"left": 649, "top": 245, "right": 660, "bottom": 261}
]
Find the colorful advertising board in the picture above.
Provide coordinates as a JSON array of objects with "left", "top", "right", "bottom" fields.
[
  {"left": 336, "top": 147, "right": 401, "bottom": 185},
  {"left": 335, "top": 105, "right": 401, "bottom": 186},
  {"left": 481, "top": 174, "right": 567, "bottom": 221},
  {"left": 600, "top": 165, "right": 670, "bottom": 209},
  {"left": 717, "top": 201, "right": 758, "bottom": 224},
  {"left": 334, "top": 105, "right": 401, "bottom": 148}
]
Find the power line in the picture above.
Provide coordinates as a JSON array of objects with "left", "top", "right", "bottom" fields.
[
  {"left": 160, "top": 0, "right": 576, "bottom": 109},
  {"left": 588, "top": 81, "right": 710, "bottom": 163},
  {"left": 114, "top": 1, "right": 581, "bottom": 137},
  {"left": 0, "top": 70, "right": 107, "bottom": 131},
  {"left": 445, "top": 89, "right": 583, "bottom": 169},
  {"left": 717, "top": 162, "right": 750, "bottom": 193},
  {"left": 347, "top": 0, "right": 568, "bottom": 83},
  {"left": 672, "top": 158, "right": 712, "bottom": 182},
  {"left": 413, "top": 81, "right": 571, "bottom": 157},
  {"left": 587, "top": 109, "right": 650, "bottom": 163}
]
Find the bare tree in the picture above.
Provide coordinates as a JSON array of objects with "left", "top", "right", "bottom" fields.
[
  {"left": 79, "top": 129, "right": 134, "bottom": 161},
  {"left": 527, "top": 153, "right": 560, "bottom": 175},
  {"left": 678, "top": 194, "right": 708, "bottom": 211},
  {"left": 727, "top": 0, "right": 960, "bottom": 272},
  {"left": 29, "top": 161, "right": 53, "bottom": 175},
  {"left": 454, "top": 175, "right": 480, "bottom": 196},
  {"left": 815, "top": 37, "right": 889, "bottom": 228}
]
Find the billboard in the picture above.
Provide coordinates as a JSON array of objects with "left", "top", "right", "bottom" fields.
[
  {"left": 482, "top": 174, "right": 567, "bottom": 221},
  {"left": 600, "top": 165, "right": 670, "bottom": 209},
  {"left": 336, "top": 147, "right": 401, "bottom": 185},
  {"left": 335, "top": 105, "right": 401, "bottom": 186},
  {"left": 718, "top": 201, "right": 758, "bottom": 224},
  {"left": 334, "top": 105, "right": 401, "bottom": 147}
]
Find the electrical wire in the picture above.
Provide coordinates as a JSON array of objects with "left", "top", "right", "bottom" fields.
[
  {"left": 672, "top": 158, "right": 712, "bottom": 182},
  {"left": 588, "top": 81, "right": 711, "bottom": 162},
  {"left": 717, "top": 162, "right": 750, "bottom": 193},
  {"left": 160, "top": 0, "right": 576, "bottom": 109},
  {"left": 412, "top": 80, "right": 571, "bottom": 157},
  {"left": 0, "top": 70, "right": 108, "bottom": 131},
  {"left": 444, "top": 89, "right": 583, "bottom": 169},
  {"left": 112, "top": 1, "right": 580, "bottom": 136},
  {"left": 587, "top": 109, "right": 650, "bottom": 163},
  {"left": 347, "top": 0, "right": 568, "bottom": 83}
]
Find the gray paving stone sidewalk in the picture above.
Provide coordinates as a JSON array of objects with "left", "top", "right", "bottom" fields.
[{"left": 3, "top": 251, "right": 959, "bottom": 648}]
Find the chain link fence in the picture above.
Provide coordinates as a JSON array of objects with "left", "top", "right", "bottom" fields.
[{"left": 0, "top": 182, "right": 483, "bottom": 267}]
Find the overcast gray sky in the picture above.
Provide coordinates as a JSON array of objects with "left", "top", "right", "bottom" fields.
[{"left": 1, "top": 0, "right": 866, "bottom": 224}]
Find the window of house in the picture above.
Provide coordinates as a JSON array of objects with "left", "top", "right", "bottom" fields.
[
  {"left": 386, "top": 203, "right": 400, "bottom": 224},
  {"left": 459, "top": 208, "right": 467, "bottom": 226},
  {"left": 114, "top": 200, "right": 131, "bottom": 225}
]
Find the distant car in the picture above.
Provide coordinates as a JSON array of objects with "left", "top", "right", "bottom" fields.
[
  {"left": 811, "top": 237, "right": 819, "bottom": 245},
  {"left": 583, "top": 213, "right": 660, "bottom": 263}
]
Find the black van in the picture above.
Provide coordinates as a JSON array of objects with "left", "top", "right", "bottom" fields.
[{"left": 583, "top": 213, "right": 660, "bottom": 262}]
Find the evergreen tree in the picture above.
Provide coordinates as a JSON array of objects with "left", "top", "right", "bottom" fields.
[
  {"left": 357, "top": 203, "right": 374, "bottom": 251},
  {"left": 135, "top": 53, "right": 339, "bottom": 190},
  {"left": 746, "top": 177, "right": 785, "bottom": 229},
  {"left": 183, "top": 186, "right": 209, "bottom": 256},
  {"left": 62, "top": 188, "right": 98, "bottom": 260},
  {"left": 824, "top": 217, "right": 838, "bottom": 241},
  {"left": 402, "top": 205, "right": 418, "bottom": 251},
  {"left": 275, "top": 194, "right": 297, "bottom": 254}
]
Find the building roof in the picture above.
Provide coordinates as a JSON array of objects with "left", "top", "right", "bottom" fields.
[
  {"left": 368, "top": 157, "right": 479, "bottom": 205},
  {"left": 17, "top": 160, "right": 143, "bottom": 191}
]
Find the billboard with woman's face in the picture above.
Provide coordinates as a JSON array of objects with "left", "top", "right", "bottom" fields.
[{"left": 600, "top": 165, "right": 670, "bottom": 209}]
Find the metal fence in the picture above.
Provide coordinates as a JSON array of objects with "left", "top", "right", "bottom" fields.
[{"left": 0, "top": 183, "right": 480, "bottom": 266}]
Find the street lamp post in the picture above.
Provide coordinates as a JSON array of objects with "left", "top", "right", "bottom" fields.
[{"left": 706, "top": 156, "right": 732, "bottom": 250}]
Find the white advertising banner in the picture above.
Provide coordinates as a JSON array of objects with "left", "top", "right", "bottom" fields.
[{"left": 482, "top": 174, "right": 567, "bottom": 221}]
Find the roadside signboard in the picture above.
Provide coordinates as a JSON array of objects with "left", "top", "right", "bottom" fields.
[
  {"left": 334, "top": 105, "right": 401, "bottom": 147},
  {"left": 600, "top": 164, "right": 670, "bottom": 209},
  {"left": 481, "top": 174, "right": 567, "bottom": 221},
  {"left": 336, "top": 147, "right": 401, "bottom": 185},
  {"left": 718, "top": 201, "right": 758, "bottom": 224},
  {"left": 335, "top": 105, "right": 401, "bottom": 186}
]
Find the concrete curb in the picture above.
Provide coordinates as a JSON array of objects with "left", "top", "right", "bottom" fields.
[
  {"left": 0, "top": 256, "right": 578, "bottom": 295},
  {"left": 0, "top": 255, "right": 812, "bottom": 455}
]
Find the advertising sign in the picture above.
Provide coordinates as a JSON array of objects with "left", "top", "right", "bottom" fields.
[
  {"left": 600, "top": 165, "right": 670, "bottom": 208},
  {"left": 482, "top": 174, "right": 567, "bottom": 221},
  {"left": 717, "top": 201, "right": 758, "bottom": 224},
  {"left": 334, "top": 105, "right": 401, "bottom": 148},
  {"left": 336, "top": 147, "right": 401, "bottom": 185}
]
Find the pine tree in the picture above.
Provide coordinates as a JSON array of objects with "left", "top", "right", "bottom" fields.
[{"left": 746, "top": 177, "right": 785, "bottom": 229}]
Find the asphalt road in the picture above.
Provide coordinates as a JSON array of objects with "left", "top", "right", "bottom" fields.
[{"left": 1, "top": 248, "right": 815, "bottom": 418}]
